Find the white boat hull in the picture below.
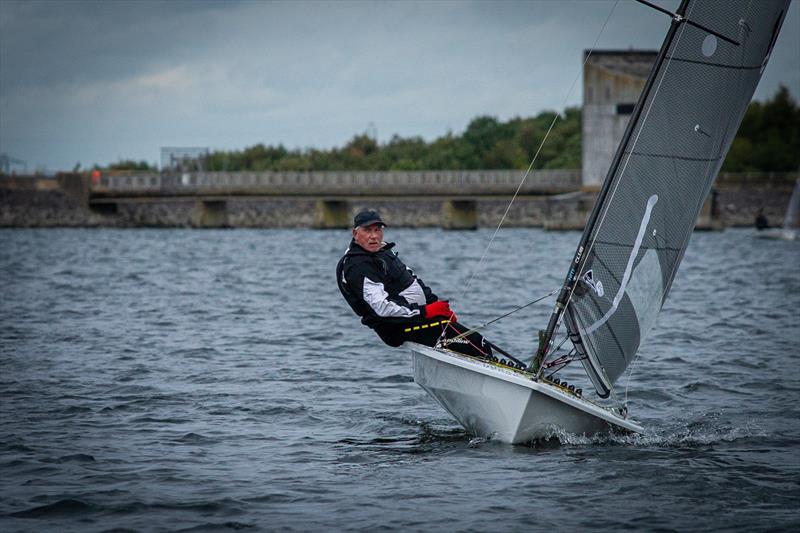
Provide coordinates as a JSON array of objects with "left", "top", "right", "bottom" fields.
[
  {"left": 411, "top": 343, "right": 642, "bottom": 444},
  {"left": 755, "top": 228, "right": 797, "bottom": 240}
]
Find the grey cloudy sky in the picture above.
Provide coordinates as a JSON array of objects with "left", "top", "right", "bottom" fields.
[{"left": 1, "top": 0, "right": 797, "bottom": 172}]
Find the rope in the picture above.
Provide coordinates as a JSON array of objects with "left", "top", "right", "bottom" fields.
[
  {"left": 554, "top": 333, "right": 570, "bottom": 353},
  {"left": 439, "top": 321, "right": 490, "bottom": 358},
  {"left": 544, "top": 349, "right": 578, "bottom": 372},
  {"left": 444, "top": 287, "right": 558, "bottom": 343},
  {"left": 434, "top": 0, "right": 620, "bottom": 350},
  {"left": 576, "top": 5, "right": 692, "bottom": 298},
  {"left": 623, "top": 348, "right": 641, "bottom": 408},
  {"left": 455, "top": 0, "right": 621, "bottom": 304}
]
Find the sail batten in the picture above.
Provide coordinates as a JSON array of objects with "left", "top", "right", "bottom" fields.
[{"left": 549, "top": 0, "right": 791, "bottom": 397}]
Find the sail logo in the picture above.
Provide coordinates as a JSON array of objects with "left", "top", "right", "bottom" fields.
[
  {"left": 581, "top": 194, "right": 658, "bottom": 336},
  {"left": 574, "top": 245, "right": 584, "bottom": 264},
  {"left": 582, "top": 270, "right": 604, "bottom": 297}
]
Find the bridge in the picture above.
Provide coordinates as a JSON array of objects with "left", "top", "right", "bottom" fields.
[{"left": 88, "top": 169, "right": 582, "bottom": 228}]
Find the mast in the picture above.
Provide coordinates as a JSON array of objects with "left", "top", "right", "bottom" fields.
[
  {"left": 534, "top": 0, "right": 691, "bottom": 375},
  {"left": 536, "top": 0, "right": 790, "bottom": 398}
]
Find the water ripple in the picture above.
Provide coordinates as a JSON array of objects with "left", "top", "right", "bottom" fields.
[{"left": 0, "top": 228, "right": 798, "bottom": 531}]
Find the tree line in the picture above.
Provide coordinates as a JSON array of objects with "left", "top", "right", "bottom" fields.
[{"left": 105, "top": 85, "right": 798, "bottom": 174}]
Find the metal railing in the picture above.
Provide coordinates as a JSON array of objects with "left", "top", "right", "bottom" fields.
[{"left": 95, "top": 169, "right": 582, "bottom": 196}]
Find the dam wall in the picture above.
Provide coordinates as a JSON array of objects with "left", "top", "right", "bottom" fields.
[{"left": 1, "top": 171, "right": 795, "bottom": 230}]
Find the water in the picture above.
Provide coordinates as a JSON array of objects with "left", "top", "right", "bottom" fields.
[{"left": 1, "top": 227, "right": 798, "bottom": 532}]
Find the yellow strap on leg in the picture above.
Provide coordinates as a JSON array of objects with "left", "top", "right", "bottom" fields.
[{"left": 404, "top": 320, "right": 449, "bottom": 333}]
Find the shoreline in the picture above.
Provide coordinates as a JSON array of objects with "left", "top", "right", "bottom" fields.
[{"left": 1, "top": 176, "right": 794, "bottom": 230}]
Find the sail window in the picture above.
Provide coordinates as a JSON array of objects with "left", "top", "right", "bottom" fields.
[
  {"left": 701, "top": 34, "right": 718, "bottom": 57},
  {"left": 616, "top": 103, "right": 635, "bottom": 115},
  {"left": 694, "top": 124, "right": 711, "bottom": 138}
]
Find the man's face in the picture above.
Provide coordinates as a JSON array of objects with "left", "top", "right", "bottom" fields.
[{"left": 353, "top": 223, "right": 384, "bottom": 253}]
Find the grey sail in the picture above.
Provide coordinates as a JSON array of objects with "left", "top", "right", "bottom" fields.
[
  {"left": 781, "top": 178, "right": 800, "bottom": 230},
  {"left": 561, "top": 0, "right": 791, "bottom": 397}
]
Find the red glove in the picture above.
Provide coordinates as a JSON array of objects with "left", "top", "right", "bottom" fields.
[{"left": 423, "top": 301, "right": 458, "bottom": 322}]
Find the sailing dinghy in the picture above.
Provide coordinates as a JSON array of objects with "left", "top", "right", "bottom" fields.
[
  {"left": 412, "top": 0, "right": 791, "bottom": 444},
  {"left": 756, "top": 177, "right": 799, "bottom": 240}
]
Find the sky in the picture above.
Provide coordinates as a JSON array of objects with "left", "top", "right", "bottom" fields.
[{"left": 0, "top": 0, "right": 797, "bottom": 172}]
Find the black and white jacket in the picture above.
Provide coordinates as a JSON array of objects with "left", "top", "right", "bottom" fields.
[{"left": 336, "top": 240, "right": 438, "bottom": 346}]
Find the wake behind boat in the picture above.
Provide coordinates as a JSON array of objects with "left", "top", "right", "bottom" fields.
[
  {"left": 757, "top": 227, "right": 798, "bottom": 240},
  {"left": 412, "top": 0, "right": 791, "bottom": 444}
]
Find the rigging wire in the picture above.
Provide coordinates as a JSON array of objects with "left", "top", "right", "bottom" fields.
[
  {"left": 623, "top": 347, "right": 642, "bottom": 407},
  {"left": 456, "top": 0, "right": 621, "bottom": 304},
  {"left": 554, "top": 332, "right": 570, "bottom": 353},
  {"left": 624, "top": 1, "right": 749, "bottom": 409},
  {"left": 445, "top": 287, "right": 559, "bottom": 343},
  {"left": 597, "top": 2, "right": 696, "bottom": 404},
  {"left": 539, "top": 332, "right": 573, "bottom": 372},
  {"left": 547, "top": 0, "right": 698, "bottom": 404},
  {"left": 578, "top": 7, "right": 694, "bottom": 293},
  {"left": 436, "top": 0, "right": 621, "bottom": 348}
]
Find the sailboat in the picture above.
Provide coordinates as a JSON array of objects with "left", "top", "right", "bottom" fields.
[
  {"left": 756, "top": 177, "right": 800, "bottom": 240},
  {"left": 411, "top": 0, "right": 791, "bottom": 444}
]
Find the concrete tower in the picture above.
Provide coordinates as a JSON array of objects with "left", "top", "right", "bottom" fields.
[{"left": 582, "top": 50, "right": 657, "bottom": 189}]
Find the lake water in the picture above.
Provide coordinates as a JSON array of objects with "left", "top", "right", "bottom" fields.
[{"left": 1, "top": 227, "right": 798, "bottom": 532}]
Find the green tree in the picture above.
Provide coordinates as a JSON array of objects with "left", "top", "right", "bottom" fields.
[
  {"left": 196, "top": 85, "right": 796, "bottom": 175},
  {"left": 723, "top": 85, "right": 799, "bottom": 171},
  {"left": 104, "top": 159, "right": 156, "bottom": 171}
]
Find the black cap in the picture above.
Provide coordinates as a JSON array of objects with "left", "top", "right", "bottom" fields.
[{"left": 353, "top": 210, "right": 386, "bottom": 228}]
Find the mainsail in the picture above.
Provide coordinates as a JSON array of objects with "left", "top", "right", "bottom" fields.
[
  {"left": 544, "top": 0, "right": 791, "bottom": 397},
  {"left": 781, "top": 178, "right": 800, "bottom": 230}
]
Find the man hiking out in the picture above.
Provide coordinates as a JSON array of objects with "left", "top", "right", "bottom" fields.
[{"left": 336, "top": 209, "right": 493, "bottom": 358}]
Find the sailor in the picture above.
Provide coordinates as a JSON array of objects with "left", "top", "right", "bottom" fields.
[
  {"left": 755, "top": 208, "right": 769, "bottom": 230},
  {"left": 336, "top": 209, "right": 492, "bottom": 358}
]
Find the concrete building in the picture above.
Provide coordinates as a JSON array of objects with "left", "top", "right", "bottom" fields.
[{"left": 582, "top": 50, "right": 657, "bottom": 188}]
